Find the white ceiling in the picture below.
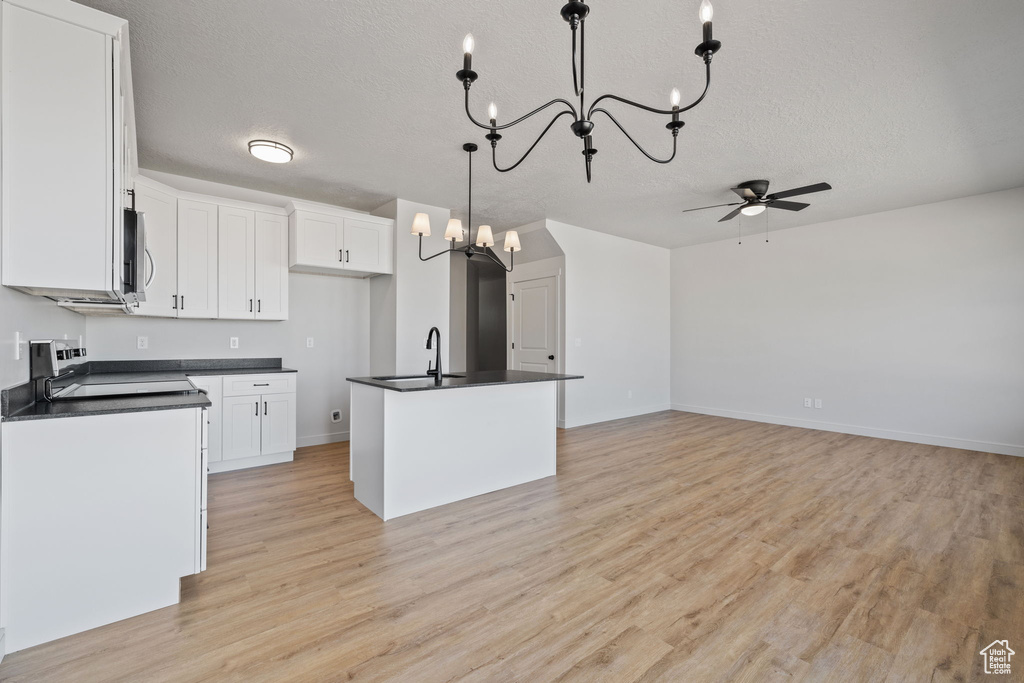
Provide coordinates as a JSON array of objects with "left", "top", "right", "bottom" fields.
[{"left": 80, "top": 0, "right": 1024, "bottom": 248}]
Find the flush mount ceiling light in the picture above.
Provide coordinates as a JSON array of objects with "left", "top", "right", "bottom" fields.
[
  {"left": 248, "top": 139, "right": 293, "bottom": 163},
  {"left": 412, "top": 143, "right": 520, "bottom": 272},
  {"left": 456, "top": 0, "right": 722, "bottom": 182}
]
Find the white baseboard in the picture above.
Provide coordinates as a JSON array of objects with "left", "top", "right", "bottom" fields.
[
  {"left": 671, "top": 404, "right": 1024, "bottom": 458},
  {"left": 560, "top": 403, "right": 672, "bottom": 430},
  {"left": 297, "top": 431, "right": 349, "bottom": 448},
  {"left": 208, "top": 451, "right": 293, "bottom": 474}
]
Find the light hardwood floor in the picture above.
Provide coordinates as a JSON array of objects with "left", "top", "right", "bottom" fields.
[{"left": 1, "top": 411, "right": 1022, "bottom": 682}]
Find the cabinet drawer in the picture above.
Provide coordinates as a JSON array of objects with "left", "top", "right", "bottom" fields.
[{"left": 222, "top": 373, "right": 296, "bottom": 397}]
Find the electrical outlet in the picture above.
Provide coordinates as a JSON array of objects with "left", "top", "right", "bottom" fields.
[
  {"left": 627, "top": 390, "right": 633, "bottom": 399},
  {"left": 229, "top": 337, "right": 239, "bottom": 349},
  {"left": 306, "top": 337, "right": 315, "bottom": 348},
  {"left": 814, "top": 398, "right": 823, "bottom": 409},
  {"left": 803, "top": 398, "right": 813, "bottom": 408},
  {"left": 330, "top": 409, "right": 343, "bottom": 423},
  {"left": 136, "top": 336, "right": 148, "bottom": 350}
]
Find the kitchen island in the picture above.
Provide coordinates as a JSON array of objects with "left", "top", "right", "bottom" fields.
[{"left": 347, "top": 370, "right": 582, "bottom": 520}]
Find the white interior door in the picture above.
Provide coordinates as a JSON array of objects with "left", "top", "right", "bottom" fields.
[
  {"left": 513, "top": 276, "right": 558, "bottom": 373},
  {"left": 176, "top": 199, "right": 218, "bottom": 318},
  {"left": 134, "top": 182, "right": 178, "bottom": 317},
  {"left": 217, "top": 206, "right": 256, "bottom": 319},
  {"left": 255, "top": 212, "right": 288, "bottom": 320},
  {"left": 221, "top": 394, "right": 262, "bottom": 461}
]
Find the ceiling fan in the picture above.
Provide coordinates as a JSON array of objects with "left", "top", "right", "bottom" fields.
[{"left": 684, "top": 180, "right": 832, "bottom": 222}]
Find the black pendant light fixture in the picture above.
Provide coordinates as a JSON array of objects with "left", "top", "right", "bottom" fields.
[
  {"left": 412, "top": 143, "right": 520, "bottom": 272},
  {"left": 456, "top": 0, "right": 722, "bottom": 182}
]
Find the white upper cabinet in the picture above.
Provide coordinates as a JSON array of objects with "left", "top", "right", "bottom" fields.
[
  {"left": 1, "top": 0, "right": 136, "bottom": 297},
  {"left": 255, "top": 213, "right": 289, "bottom": 320},
  {"left": 343, "top": 218, "right": 387, "bottom": 272},
  {"left": 287, "top": 202, "right": 393, "bottom": 277},
  {"left": 218, "top": 207, "right": 288, "bottom": 321},
  {"left": 290, "top": 211, "right": 344, "bottom": 270},
  {"left": 217, "top": 206, "right": 256, "bottom": 319},
  {"left": 134, "top": 179, "right": 178, "bottom": 318},
  {"left": 176, "top": 199, "right": 219, "bottom": 318}
]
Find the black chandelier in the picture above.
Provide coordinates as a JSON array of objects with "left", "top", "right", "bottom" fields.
[
  {"left": 456, "top": 0, "right": 722, "bottom": 183},
  {"left": 412, "top": 143, "right": 520, "bottom": 272}
]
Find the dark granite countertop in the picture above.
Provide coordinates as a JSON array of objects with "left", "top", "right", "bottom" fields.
[
  {"left": 2, "top": 358, "right": 294, "bottom": 422},
  {"left": 4, "top": 392, "right": 212, "bottom": 422},
  {"left": 347, "top": 370, "right": 583, "bottom": 392}
]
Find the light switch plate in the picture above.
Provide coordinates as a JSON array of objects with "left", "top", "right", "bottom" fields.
[
  {"left": 814, "top": 398, "right": 823, "bottom": 409},
  {"left": 306, "top": 337, "right": 314, "bottom": 348}
]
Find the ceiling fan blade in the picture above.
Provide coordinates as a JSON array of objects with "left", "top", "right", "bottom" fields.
[
  {"left": 767, "top": 182, "right": 832, "bottom": 200},
  {"left": 682, "top": 202, "right": 741, "bottom": 213},
  {"left": 718, "top": 207, "right": 743, "bottom": 222},
  {"left": 730, "top": 187, "right": 758, "bottom": 199},
  {"left": 769, "top": 200, "right": 810, "bottom": 211}
]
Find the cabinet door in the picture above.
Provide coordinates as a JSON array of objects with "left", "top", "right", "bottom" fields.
[
  {"left": 190, "top": 376, "right": 223, "bottom": 463},
  {"left": 0, "top": 5, "right": 114, "bottom": 293},
  {"left": 293, "top": 212, "right": 343, "bottom": 269},
  {"left": 134, "top": 182, "right": 178, "bottom": 317},
  {"left": 255, "top": 213, "right": 288, "bottom": 320},
  {"left": 176, "top": 199, "right": 218, "bottom": 318},
  {"left": 342, "top": 218, "right": 386, "bottom": 273},
  {"left": 217, "top": 206, "right": 256, "bottom": 319},
  {"left": 221, "top": 394, "right": 262, "bottom": 461},
  {"left": 261, "top": 393, "right": 297, "bottom": 455}
]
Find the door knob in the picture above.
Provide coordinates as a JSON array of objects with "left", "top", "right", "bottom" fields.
[{"left": 548, "top": 355, "right": 555, "bottom": 360}]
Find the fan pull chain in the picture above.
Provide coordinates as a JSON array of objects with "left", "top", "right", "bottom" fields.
[
  {"left": 765, "top": 212, "right": 769, "bottom": 243},
  {"left": 737, "top": 215, "right": 742, "bottom": 245}
]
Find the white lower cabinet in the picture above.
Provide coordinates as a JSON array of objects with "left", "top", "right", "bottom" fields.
[
  {"left": 222, "top": 394, "right": 263, "bottom": 461},
  {"left": 196, "top": 372, "right": 297, "bottom": 473},
  {"left": 0, "top": 408, "right": 205, "bottom": 653}
]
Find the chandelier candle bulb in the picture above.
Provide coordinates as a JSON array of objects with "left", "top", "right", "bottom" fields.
[
  {"left": 475, "top": 225, "right": 494, "bottom": 248},
  {"left": 411, "top": 212, "right": 431, "bottom": 236},
  {"left": 444, "top": 218, "right": 464, "bottom": 242},
  {"left": 503, "top": 230, "right": 521, "bottom": 253},
  {"left": 700, "top": 0, "right": 713, "bottom": 42},
  {"left": 488, "top": 102, "right": 497, "bottom": 128},
  {"left": 463, "top": 34, "right": 474, "bottom": 71}
]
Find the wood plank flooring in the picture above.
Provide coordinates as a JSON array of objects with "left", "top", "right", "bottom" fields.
[{"left": 1, "top": 411, "right": 1022, "bottom": 682}]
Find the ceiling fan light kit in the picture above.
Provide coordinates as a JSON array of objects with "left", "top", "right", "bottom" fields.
[
  {"left": 683, "top": 180, "right": 834, "bottom": 223},
  {"left": 457, "top": 1, "right": 721, "bottom": 182}
]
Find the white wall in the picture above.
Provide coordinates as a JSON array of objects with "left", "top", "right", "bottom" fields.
[
  {"left": 544, "top": 220, "right": 672, "bottom": 428},
  {"left": 371, "top": 199, "right": 450, "bottom": 376},
  {"left": 670, "top": 187, "right": 1024, "bottom": 457},
  {"left": 0, "top": 286, "right": 86, "bottom": 391},
  {"left": 86, "top": 272, "right": 369, "bottom": 447}
]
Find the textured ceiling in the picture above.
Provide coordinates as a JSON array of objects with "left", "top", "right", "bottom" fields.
[{"left": 79, "top": 0, "right": 1024, "bottom": 248}]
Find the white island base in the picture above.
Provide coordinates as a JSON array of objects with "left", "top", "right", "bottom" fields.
[{"left": 350, "top": 380, "right": 557, "bottom": 520}]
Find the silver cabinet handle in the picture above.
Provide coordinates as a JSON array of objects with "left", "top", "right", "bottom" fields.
[{"left": 145, "top": 248, "right": 156, "bottom": 288}]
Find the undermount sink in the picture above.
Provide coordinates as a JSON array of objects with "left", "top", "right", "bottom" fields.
[{"left": 371, "top": 374, "right": 465, "bottom": 383}]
